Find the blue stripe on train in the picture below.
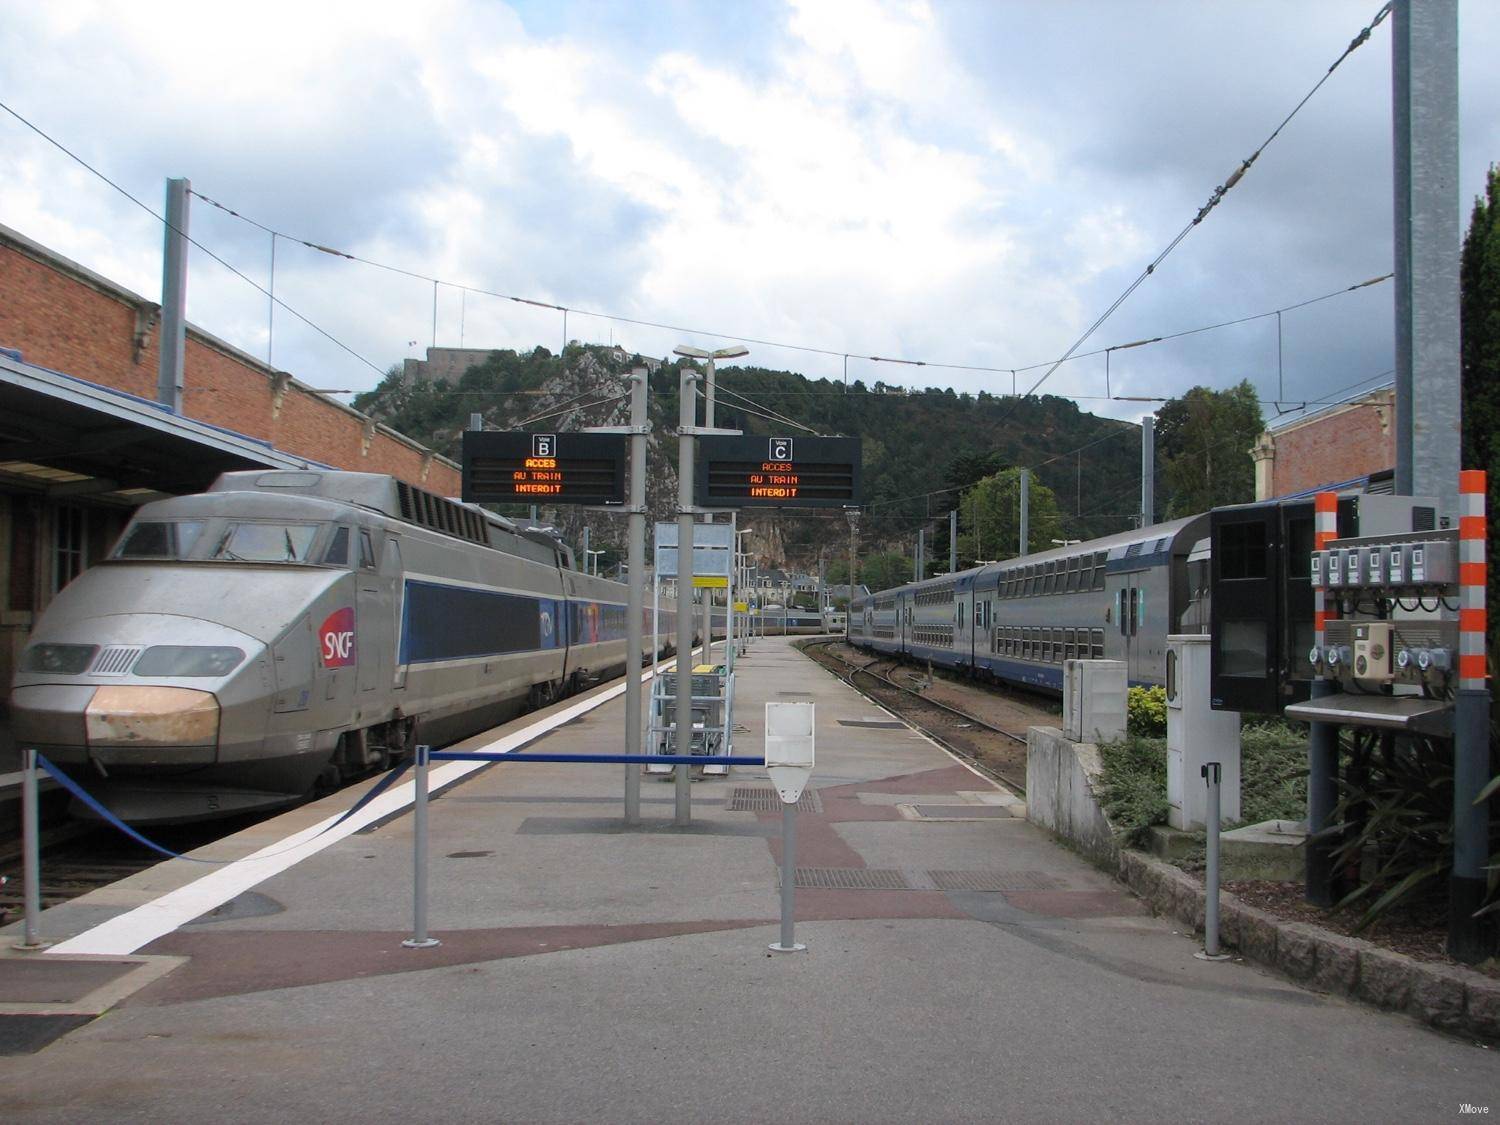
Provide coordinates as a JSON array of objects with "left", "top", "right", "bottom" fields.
[{"left": 400, "top": 580, "right": 661, "bottom": 665}]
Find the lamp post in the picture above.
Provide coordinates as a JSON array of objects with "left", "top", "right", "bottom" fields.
[
  {"left": 846, "top": 508, "right": 860, "bottom": 620},
  {"left": 584, "top": 548, "right": 605, "bottom": 576},
  {"left": 673, "top": 343, "right": 750, "bottom": 432}
]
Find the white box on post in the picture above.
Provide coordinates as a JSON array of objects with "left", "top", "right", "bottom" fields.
[
  {"left": 1166, "top": 634, "right": 1240, "bottom": 829},
  {"left": 764, "top": 701, "right": 815, "bottom": 803}
]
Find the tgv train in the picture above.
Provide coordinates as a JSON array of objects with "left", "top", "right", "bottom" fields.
[
  {"left": 10, "top": 470, "right": 682, "bottom": 824},
  {"left": 847, "top": 516, "right": 1211, "bottom": 691}
]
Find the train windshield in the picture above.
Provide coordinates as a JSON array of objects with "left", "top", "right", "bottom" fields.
[
  {"left": 208, "top": 523, "right": 320, "bottom": 563},
  {"left": 113, "top": 521, "right": 207, "bottom": 560}
]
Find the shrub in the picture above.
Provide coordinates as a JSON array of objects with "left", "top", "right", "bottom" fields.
[
  {"left": 1238, "top": 720, "right": 1308, "bottom": 826},
  {"left": 1126, "top": 685, "right": 1167, "bottom": 737},
  {"left": 1097, "top": 734, "right": 1170, "bottom": 846}
]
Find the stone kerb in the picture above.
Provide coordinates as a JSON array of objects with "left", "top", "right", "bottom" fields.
[{"left": 1118, "top": 850, "right": 1500, "bottom": 1042}]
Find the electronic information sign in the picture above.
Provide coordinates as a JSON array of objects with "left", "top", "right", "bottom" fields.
[
  {"left": 695, "top": 436, "right": 861, "bottom": 510},
  {"left": 462, "top": 431, "right": 628, "bottom": 506}
]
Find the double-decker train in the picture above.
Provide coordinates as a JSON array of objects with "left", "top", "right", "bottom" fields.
[
  {"left": 10, "top": 470, "right": 684, "bottom": 824},
  {"left": 847, "top": 516, "right": 1211, "bottom": 691}
]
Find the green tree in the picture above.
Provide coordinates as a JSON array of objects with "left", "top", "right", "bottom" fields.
[
  {"left": 1461, "top": 163, "right": 1500, "bottom": 681},
  {"left": 1155, "top": 381, "right": 1265, "bottom": 518},
  {"left": 956, "top": 468, "right": 1065, "bottom": 565}
]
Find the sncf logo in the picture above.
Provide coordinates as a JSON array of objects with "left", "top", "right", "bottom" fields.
[{"left": 320, "top": 607, "right": 356, "bottom": 668}]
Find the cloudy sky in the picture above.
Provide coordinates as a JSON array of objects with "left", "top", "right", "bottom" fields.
[{"left": 3, "top": 1, "right": 1497, "bottom": 428}]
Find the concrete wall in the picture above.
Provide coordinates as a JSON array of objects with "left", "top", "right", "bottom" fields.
[{"left": 1025, "top": 726, "right": 1118, "bottom": 870}]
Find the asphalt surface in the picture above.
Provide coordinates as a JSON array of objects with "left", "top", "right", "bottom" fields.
[{"left": 1, "top": 635, "right": 1495, "bottom": 1123}]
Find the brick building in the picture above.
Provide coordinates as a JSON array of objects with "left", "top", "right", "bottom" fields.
[
  {"left": 0, "top": 222, "right": 459, "bottom": 684},
  {"left": 1252, "top": 386, "right": 1395, "bottom": 500}
]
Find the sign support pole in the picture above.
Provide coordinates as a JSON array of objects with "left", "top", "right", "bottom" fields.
[
  {"left": 402, "top": 745, "right": 440, "bottom": 949},
  {"left": 675, "top": 367, "right": 699, "bottom": 826},
  {"left": 623, "top": 368, "right": 648, "bottom": 825},
  {"left": 12, "top": 747, "right": 49, "bottom": 951},
  {"left": 769, "top": 801, "right": 804, "bottom": 953}
]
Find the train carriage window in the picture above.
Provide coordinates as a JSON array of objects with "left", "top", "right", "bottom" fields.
[
  {"left": 1042, "top": 563, "right": 1054, "bottom": 595},
  {"left": 210, "top": 523, "right": 318, "bottom": 563},
  {"left": 113, "top": 520, "right": 207, "bottom": 560},
  {"left": 1065, "top": 558, "right": 1079, "bottom": 593},
  {"left": 358, "top": 530, "right": 377, "bottom": 569},
  {"left": 1094, "top": 551, "right": 1108, "bottom": 589},
  {"left": 1064, "top": 628, "right": 1076, "bottom": 661},
  {"left": 323, "top": 526, "right": 350, "bottom": 566},
  {"left": 1092, "top": 628, "right": 1105, "bottom": 658}
]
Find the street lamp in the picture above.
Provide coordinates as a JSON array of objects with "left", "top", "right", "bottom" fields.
[
  {"left": 672, "top": 343, "right": 749, "bottom": 429},
  {"left": 584, "top": 548, "right": 605, "bottom": 575}
]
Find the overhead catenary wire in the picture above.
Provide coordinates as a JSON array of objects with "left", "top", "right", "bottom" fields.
[
  {"left": 1001, "top": 1, "right": 1392, "bottom": 414},
  {"left": 189, "top": 177, "right": 1395, "bottom": 398}
]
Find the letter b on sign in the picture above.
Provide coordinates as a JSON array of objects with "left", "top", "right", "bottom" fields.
[{"left": 532, "top": 433, "right": 556, "bottom": 458}]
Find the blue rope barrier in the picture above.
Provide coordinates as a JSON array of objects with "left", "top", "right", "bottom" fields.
[
  {"left": 429, "top": 752, "right": 767, "bottom": 766},
  {"left": 35, "top": 753, "right": 413, "bottom": 863}
]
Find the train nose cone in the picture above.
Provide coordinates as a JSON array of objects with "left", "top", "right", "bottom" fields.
[{"left": 12, "top": 684, "right": 221, "bottom": 766}]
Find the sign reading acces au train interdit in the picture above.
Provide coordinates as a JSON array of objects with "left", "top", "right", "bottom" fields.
[{"left": 462, "top": 431, "right": 629, "bottom": 506}]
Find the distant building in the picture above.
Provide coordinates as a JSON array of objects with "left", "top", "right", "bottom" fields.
[
  {"left": 402, "top": 347, "right": 498, "bottom": 385},
  {"left": 1251, "top": 385, "right": 1394, "bottom": 500},
  {"left": 403, "top": 344, "right": 661, "bottom": 385}
]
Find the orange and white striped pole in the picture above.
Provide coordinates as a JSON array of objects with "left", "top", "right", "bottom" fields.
[
  {"left": 1457, "top": 470, "right": 1487, "bottom": 691},
  {"left": 1305, "top": 490, "right": 1341, "bottom": 906},
  {"left": 1450, "top": 470, "right": 1490, "bottom": 961}
]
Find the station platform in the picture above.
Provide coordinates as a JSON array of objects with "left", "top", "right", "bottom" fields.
[{"left": 1, "top": 636, "right": 1494, "bottom": 1120}]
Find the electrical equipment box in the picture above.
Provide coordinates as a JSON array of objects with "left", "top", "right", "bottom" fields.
[
  {"left": 1326, "top": 547, "right": 1345, "bottom": 588},
  {"left": 1351, "top": 621, "right": 1394, "bottom": 683},
  {"left": 1211, "top": 491, "right": 1441, "bottom": 715},
  {"left": 1292, "top": 518, "right": 1457, "bottom": 736},
  {"left": 1064, "top": 659, "right": 1127, "bottom": 744}
]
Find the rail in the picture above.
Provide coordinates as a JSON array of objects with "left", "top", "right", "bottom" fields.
[{"left": 801, "top": 639, "right": 1029, "bottom": 796}]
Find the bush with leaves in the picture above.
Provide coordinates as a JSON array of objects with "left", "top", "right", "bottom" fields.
[
  {"left": 1326, "top": 731, "right": 1499, "bottom": 935},
  {"left": 1126, "top": 686, "right": 1167, "bottom": 737},
  {"left": 1096, "top": 734, "right": 1170, "bottom": 847}
]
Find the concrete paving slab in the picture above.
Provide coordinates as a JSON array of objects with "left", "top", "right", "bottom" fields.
[{"left": 0, "top": 635, "right": 1494, "bottom": 1118}]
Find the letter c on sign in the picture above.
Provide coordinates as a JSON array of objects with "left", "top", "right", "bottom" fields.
[{"left": 319, "top": 607, "right": 357, "bottom": 668}]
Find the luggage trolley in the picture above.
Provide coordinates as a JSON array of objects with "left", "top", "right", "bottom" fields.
[{"left": 646, "top": 663, "right": 734, "bottom": 775}]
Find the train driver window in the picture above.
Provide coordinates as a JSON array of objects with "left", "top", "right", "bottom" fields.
[
  {"left": 324, "top": 526, "right": 350, "bottom": 566},
  {"left": 358, "top": 530, "right": 377, "bottom": 570}
]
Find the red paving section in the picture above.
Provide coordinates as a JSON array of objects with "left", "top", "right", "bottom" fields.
[{"left": 130, "top": 765, "right": 1124, "bottom": 1004}]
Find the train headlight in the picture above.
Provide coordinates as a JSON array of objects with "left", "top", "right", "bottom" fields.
[
  {"left": 85, "top": 686, "right": 219, "bottom": 747},
  {"left": 22, "top": 643, "right": 99, "bottom": 675},
  {"left": 134, "top": 646, "right": 245, "bottom": 677}
]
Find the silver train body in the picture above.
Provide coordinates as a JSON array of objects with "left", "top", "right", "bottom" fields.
[
  {"left": 847, "top": 516, "right": 1210, "bottom": 691},
  {"left": 10, "top": 470, "right": 684, "bottom": 824}
]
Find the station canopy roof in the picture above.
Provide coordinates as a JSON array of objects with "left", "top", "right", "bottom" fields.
[{"left": 0, "top": 350, "right": 321, "bottom": 505}]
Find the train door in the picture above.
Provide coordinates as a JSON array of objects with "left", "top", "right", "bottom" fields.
[
  {"left": 1116, "top": 572, "right": 1144, "bottom": 684},
  {"left": 386, "top": 537, "right": 407, "bottom": 690},
  {"left": 356, "top": 529, "right": 391, "bottom": 694}
]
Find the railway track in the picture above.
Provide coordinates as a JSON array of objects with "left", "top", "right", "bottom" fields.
[{"left": 802, "top": 639, "right": 1031, "bottom": 796}]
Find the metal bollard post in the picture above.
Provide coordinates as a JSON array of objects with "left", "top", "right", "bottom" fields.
[
  {"left": 403, "top": 745, "right": 440, "bottom": 949},
  {"left": 769, "top": 800, "right": 806, "bottom": 953},
  {"left": 12, "top": 747, "right": 50, "bottom": 951},
  {"left": 1197, "top": 761, "right": 1230, "bottom": 961}
]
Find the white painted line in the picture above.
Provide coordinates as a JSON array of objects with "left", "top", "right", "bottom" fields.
[{"left": 47, "top": 652, "right": 697, "bottom": 958}]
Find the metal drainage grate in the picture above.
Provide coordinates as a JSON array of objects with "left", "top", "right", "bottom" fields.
[
  {"left": 927, "top": 870, "right": 1066, "bottom": 892},
  {"left": 780, "top": 867, "right": 908, "bottom": 890},
  {"left": 727, "top": 786, "right": 823, "bottom": 813},
  {"left": 911, "top": 805, "right": 1016, "bottom": 820},
  {"left": 837, "top": 719, "right": 905, "bottom": 729}
]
